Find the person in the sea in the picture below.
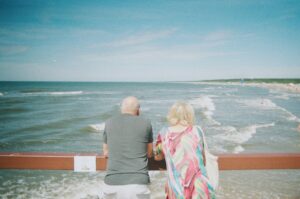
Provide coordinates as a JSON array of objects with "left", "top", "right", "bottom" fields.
[
  {"left": 154, "top": 101, "right": 216, "bottom": 199},
  {"left": 102, "top": 96, "right": 153, "bottom": 199}
]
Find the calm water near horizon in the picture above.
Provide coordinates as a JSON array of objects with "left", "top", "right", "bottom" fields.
[{"left": 1, "top": 81, "right": 300, "bottom": 198}]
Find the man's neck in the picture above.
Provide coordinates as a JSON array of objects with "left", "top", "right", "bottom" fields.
[{"left": 121, "top": 112, "right": 137, "bottom": 116}]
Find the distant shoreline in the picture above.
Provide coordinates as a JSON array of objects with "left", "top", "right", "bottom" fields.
[
  {"left": 198, "top": 78, "right": 300, "bottom": 84},
  {"left": 187, "top": 78, "right": 300, "bottom": 93}
]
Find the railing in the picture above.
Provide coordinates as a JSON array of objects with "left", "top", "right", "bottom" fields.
[{"left": 1, "top": 152, "right": 300, "bottom": 171}]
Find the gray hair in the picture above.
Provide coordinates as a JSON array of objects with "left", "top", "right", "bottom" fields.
[{"left": 121, "top": 96, "right": 140, "bottom": 114}]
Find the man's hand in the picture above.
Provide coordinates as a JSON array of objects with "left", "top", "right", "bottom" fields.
[{"left": 154, "top": 151, "right": 164, "bottom": 161}]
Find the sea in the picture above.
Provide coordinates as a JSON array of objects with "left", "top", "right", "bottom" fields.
[{"left": 0, "top": 81, "right": 300, "bottom": 198}]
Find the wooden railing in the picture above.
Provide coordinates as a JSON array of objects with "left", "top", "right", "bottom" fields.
[{"left": 0, "top": 152, "right": 300, "bottom": 171}]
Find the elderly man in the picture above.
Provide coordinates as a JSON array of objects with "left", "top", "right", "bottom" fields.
[{"left": 103, "top": 96, "right": 153, "bottom": 199}]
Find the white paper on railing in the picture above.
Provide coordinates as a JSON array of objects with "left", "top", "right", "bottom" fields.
[{"left": 74, "top": 156, "right": 96, "bottom": 172}]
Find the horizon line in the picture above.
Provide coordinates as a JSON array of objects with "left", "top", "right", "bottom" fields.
[{"left": 1, "top": 77, "right": 300, "bottom": 83}]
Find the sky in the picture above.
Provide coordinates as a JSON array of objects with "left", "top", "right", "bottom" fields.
[{"left": 0, "top": 0, "right": 300, "bottom": 82}]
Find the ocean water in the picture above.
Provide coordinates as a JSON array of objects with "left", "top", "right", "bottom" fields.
[{"left": 1, "top": 81, "right": 300, "bottom": 198}]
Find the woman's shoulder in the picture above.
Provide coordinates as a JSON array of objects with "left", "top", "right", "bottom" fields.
[
  {"left": 191, "top": 125, "right": 204, "bottom": 138},
  {"left": 193, "top": 125, "right": 203, "bottom": 131}
]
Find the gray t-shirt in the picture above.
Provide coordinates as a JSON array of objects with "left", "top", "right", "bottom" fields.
[{"left": 103, "top": 113, "right": 153, "bottom": 185}]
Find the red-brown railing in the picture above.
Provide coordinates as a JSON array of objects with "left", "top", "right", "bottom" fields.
[{"left": 1, "top": 152, "right": 300, "bottom": 170}]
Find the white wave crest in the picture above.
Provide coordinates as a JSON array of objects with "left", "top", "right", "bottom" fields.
[
  {"left": 286, "top": 114, "right": 300, "bottom": 122},
  {"left": 48, "top": 91, "right": 83, "bottom": 95},
  {"left": 280, "top": 110, "right": 300, "bottom": 122},
  {"left": 237, "top": 98, "right": 278, "bottom": 110},
  {"left": 141, "top": 107, "right": 151, "bottom": 112},
  {"left": 273, "top": 94, "right": 289, "bottom": 100},
  {"left": 189, "top": 96, "right": 215, "bottom": 119},
  {"left": 237, "top": 98, "right": 300, "bottom": 122},
  {"left": 89, "top": 123, "right": 105, "bottom": 132},
  {"left": 215, "top": 122, "right": 275, "bottom": 153},
  {"left": 25, "top": 91, "right": 83, "bottom": 96},
  {"left": 276, "top": 106, "right": 300, "bottom": 122},
  {"left": 233, "top": 145, "right": 245, "bottom": 154},
  {"left": 0, "top": 92, "right": 3, "bottom": 96},
  {"left": 87, "top": 91, "right": 119, "bottom": 95},
  {"left": 218, "top": 123, "right": 275, "bottom": 144}
]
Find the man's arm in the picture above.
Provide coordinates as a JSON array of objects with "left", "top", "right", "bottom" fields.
[
  {"left": 103, "top": 143, "right": 108, "bottom": 157},
  {"left": 147, "top": 121, "right": 154, "bottom": 158},
  {"left": 103, "top": 123, "right": 108, "bottom": 157},
  {"left": 147, "top": 143, "right": 153, "bottom": 158}
]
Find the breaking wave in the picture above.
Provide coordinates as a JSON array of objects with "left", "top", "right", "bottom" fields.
[
  {"left": 189, "top": 96, "right": 215, "bottom": 119},
  {"left": 237, "top": 98, "right": 300, "bottom": 122},
  {"left": 214, "top": 122, "right": 275, "bottom": 153},
  {"left": 88, "top": 123, "right": 105, "bottom": 132}
]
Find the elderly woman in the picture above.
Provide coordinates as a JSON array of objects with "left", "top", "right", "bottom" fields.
[{"left": 154, "top": 101, "right": 215, "bottom": 199}]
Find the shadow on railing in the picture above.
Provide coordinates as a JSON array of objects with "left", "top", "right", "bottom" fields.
[{"left": 0, "top": 152, "right": 300, "bottom": 171}]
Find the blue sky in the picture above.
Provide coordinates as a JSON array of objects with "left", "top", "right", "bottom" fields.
[{"left": 0, "top": 0, "right": 299, "bottom": 81}]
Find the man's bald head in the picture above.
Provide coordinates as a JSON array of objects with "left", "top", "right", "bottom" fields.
[{"left": 121, "top": 96, "right": 140, "bottom": 115}]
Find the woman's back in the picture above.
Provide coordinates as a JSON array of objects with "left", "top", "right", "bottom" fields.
[
  {"left": 156, "top": 126, "right": 215, "bottom": 199},
  {"left": 155, "top": 101, "right": 215, "bottom": 198}
]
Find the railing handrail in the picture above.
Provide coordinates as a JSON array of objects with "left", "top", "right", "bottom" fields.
[{"left": 1, "top": 152, "right": 300, "bottom": 171}]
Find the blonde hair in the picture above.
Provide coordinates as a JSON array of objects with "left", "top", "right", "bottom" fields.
[{"left": 167, "top": 101, "right": 195, "bottom": 126}]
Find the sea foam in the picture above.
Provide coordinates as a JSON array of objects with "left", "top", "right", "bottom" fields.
[
  {"left": 237, "top": 98, "right": 300, "bottom": 122},
  {"left": 233, "top": 145, "right": 245, "bottom": 154},
  {"left": 273, "top": 94, "right": 290, "bottom": 100},
  {"left": 237, "top": 98, "right": 278, "bottom": 110},
  {"left": 25, "top": 91, "right": 83, "bottom": 96},
  {"left": 47, "top": 91, "right": 83, "bottom": 95},
  {"left": 189, "top": 96, "right": 220, "bottom": 125},
  {"left": 0, "top": 92, "right": 3, "bottom": 96},
  {"left": 217, "top": 123, "right": 275, "bottom": 144},
  {"left": 277, "top": 106, "right": 300, "bottom": 122},
  {"left": 141, "top": 107, "right": 151, "bottom": 112},
  {"left": 89, "top": 123, "right": 105, "bottom": 132},
  {"left": 189, "top": 96, "right": 215, "bottom": 119},
  {"left": 215, "top": 122, "right": 275, "bottom": 153}
]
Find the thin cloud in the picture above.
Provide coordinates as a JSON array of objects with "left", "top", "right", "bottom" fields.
[
  {"left": 0, "top": 27, "right": 50, "bottom": 40},
  {"left": 203, "top": 30, "right": 233, "bottom": 42},
  {"left": 279, "top": 14, "right": 296, "bottom": 20},
  {"left": 105, "top": 28, "right": 177, "bottom": 48},
  {"left": 73, "top": 29, "right": 248, "bottom": 66},
  {"left": 0, "top": 27, "right": 106, "bottom": 41},
  {"left": 79, "top": 42, "right": 243, "bottom": 65},
  {"left": 0, "top": 45, "right": 28, "bottom": 56}
]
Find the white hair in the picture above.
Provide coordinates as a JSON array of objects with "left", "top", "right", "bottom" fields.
[
  {"left": 121, "top": 96, "right": 140, "bottom": 114},
  {"left": 167, "top": 101, "right": 195, "bottom": 126}
]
